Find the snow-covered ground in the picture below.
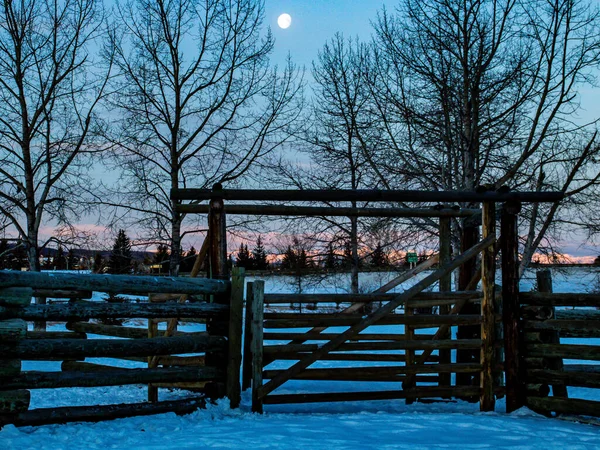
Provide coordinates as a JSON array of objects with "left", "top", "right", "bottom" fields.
[{"left": 2, "top": 267, "right": 600, "bottom": 449}]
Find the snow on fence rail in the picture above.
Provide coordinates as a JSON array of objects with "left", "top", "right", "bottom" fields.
[{"left": 0, "top": 269, "right": 245, "bottom": 428}]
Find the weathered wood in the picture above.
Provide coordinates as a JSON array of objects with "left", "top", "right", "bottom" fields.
[
  {"left": 27, "top": 330, "right": 87, "bottom": 340},
  {"left": 242, "top": 282, "right": 254, "bottom": 391},
  {"left": 226, "top": 267, "right": 244, "bottom": 408},
  {"left": 523, "top": 319, "right": 600, "bottom": 338},
  {"left": 264, "top": 339, "right": 482, "bottom": 355},
  {"left": 404, "top": 290, "right": 416, "bottom": 404},
  {"left": 501, "top": 200, "right": 523, "bottom": 413},
  {"left": 0, "top": 319, "right": 27, "bottom": 342},
  {"left": 0, "top": 359, "right": 21, "bottom": 378},
  {"left": 0, "top": 287, "right": 33, "bottom": 306},
  {"left": 262, "top": 386, "right": 482, "bottom": 405},
  {"left": 263, "top": 332, "right": 434, "bottom": 341},
  {"left": 263, "top": 314, "right": 482, "bottom": 329},
  {"left": 0, "top": 390, "right": 30, "bottom": 414},
  {"left": 0, "top": 271, "right": 229, "bottom": 295},
  {"left": 525, "top": 397, "right": 600, "bottom": 418},
  {"left": 263, "top": 363, "right": 482, "bottom": 381},
  {"left": 0, "top": 366, "right": 222, "bottom": 390},
  {"left": 263, "top": 291, "right": 481, "bottom": 305},
  {"left": 555, "top": 309, "right": 600, "bottom": 321},
  {"left": 0, "top": 302, "right": 227, "bottom": 321},
  {"left": 266, "top": 353, "right": 439, "bottom": 362},
  {"left": 526, "top": 343, "right": 600, "bottom": 361},
  {"left": 258, "top": 236, "right": 495, "bottom": 400},
  {"left": 519, "top": 292, "right": 600, "bottom": 307},
  {"left": 3, "top": 397, "right": 206, "bottom": 427},
  {"left": 66, "top": 321, "right": 200, "bottom": 339},
  {"left": 177, "top": 204, "right": 480, "bottom": 218},
  {"left": 171, "top": 188, "right": 564, "bottom": 203},
  {"left": 251, "top": 281, "right": 264, "bottom": 414},
  {"left": 62, "top": 361, "right": 125, "bottom": 372},
  {"left": 147, "top": 318, "right": 159, "bottom": 403},
  {"left": 527, "top": 367, "right": 600, "bottom": 389},
  {"left": 480, "top": 201, "right": 496, "bottom": 412},
  {"left": 438, "top": 215, "right": 452, "bottom": 388},
  {"left": 32, "top": 289, "right": 92, "bottom": 299},
  {"left": 0, "top": 334, "right": 226, "bottom": 359}
]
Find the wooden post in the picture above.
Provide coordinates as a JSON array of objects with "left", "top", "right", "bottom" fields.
[
  {"left": 439, "top": 214, "right": 452, "bottom": 388},
  {"left": 206, "top": 183, "right": 230, "bottom": 399},
  {"left": 501, "top": 200, "right": 523, "bottom": 413},
  {"left": 480, "top": 201, "right": 496, "bottom": 411},
  {"left": 147, "top": 316, "right": 159, "bottom": 403},
  {"left": 242, "top": 282, "right": 255, "bottom": 391},
  {"left": 226, "top": 267, "right": 245, "bottom": 408},
  {"left": 536, "top": 270, "right": 568, "bottom": 399},
  {"left": 251, "top": 280, "right": 265, "bottom": 414},
  {"left": 34, "top": 296, "right": 47, "bottom": 331}
]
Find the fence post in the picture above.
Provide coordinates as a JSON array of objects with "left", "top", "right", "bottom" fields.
[
  {"left": 206, "top": 183, "right": 230, "bottom": 399},
  {"left": 480, "top": 201, "right": 496, "bottom": 411},
  {"left": 226, "top": 267, "right": 245, "bottom": 408},
  {"left": 501, "top": 200, "right": 523, "bottom": 413},
  {"left": 439, "top": 214, "right": 452, "bottom": 388},
  {"left": 242, "top": 282, "right": 255, "bottom": 391},
  {"left": 251, "top": 280, "right": 265, "bottom": 414}
]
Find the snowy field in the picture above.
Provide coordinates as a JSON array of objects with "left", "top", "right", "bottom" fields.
[{"left": 2, "top": 267, "right": 600, "bottom": 449}]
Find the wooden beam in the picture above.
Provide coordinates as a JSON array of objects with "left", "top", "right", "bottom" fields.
[
  {"left": 519, "top": 292, "right": 600, "bottom": 307},
  {"left": 264, "top": 339, "right": 482, "bottom": 354},
  {"left": 257, "top": 236, "right": 495, "bottom": 399},
  {"left": 251, "top": 281, "right": 265, "bottom": 414},
  {"left": 263, "top": 314, "right": 481, "bottom": 328},
  {"left": 226, "top": 268, "right": 244, "bottom": 408},
  {"left": 525, "top": 397, "right": 600, "bottom": 418},
  {"left": 242, "top": 282, "right": 254, "bottom": 391},
  {"left": 263, "top": 291, "right": 482, "bottom": 305},
  {"left": 438, "top": 215, "right": 452, "bottom": 388}
]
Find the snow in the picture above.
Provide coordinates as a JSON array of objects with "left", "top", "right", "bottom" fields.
[{"left": 2, "top": 267, "right": 600, "bottom": 448}]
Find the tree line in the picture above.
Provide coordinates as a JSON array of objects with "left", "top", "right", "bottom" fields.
[{"left": 0, "top": 0, "right": 598, "bottom": 292}]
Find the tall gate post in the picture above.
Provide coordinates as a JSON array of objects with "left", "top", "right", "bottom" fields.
[
  {"left": 501, "top": 200, "right": 523, "bottom": 413},
  {"left": 480, "top": 201, "right": 496, "bottom": 411},
  {"left": 206, "top": 183, "right": 230, "bottom": 399},
  {"left": 438, "top": 214, "right": 452, "bottom": 388}
]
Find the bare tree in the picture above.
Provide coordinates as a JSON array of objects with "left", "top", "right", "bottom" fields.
[
  {"left": 99, "top": 0, "right": 303, "bottom": 275},
  {"left": 368, "top": 0, "right": 600, "bottom": 273},
  {"left": 0, "top": 0, "right": 112, "bottom": 270}
]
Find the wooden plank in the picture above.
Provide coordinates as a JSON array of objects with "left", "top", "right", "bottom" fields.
[
  {"left": 3, "top": 397, "right": 206, "bottom": 427},
  {"left": 226, "top": 268, "right": 244, "bottom": 408},
  {"left": 263, "top": 339, "right": 482, "bottom": 354},
  {"left": 519, "top": 292, "right": 600, "bottom": 307},
  {"left": 177, "top": 204, "right": 480, "bottom": 218},
  {"left": 0, "top": 359, "right": 21, "bottom": 378},
  {"left": 258, "top": 236, "right": 495, "bottom": 399},
  {"left": 263, "top": 386, "right": 481, "bottom": 405},
  {"left": 0, "top": 390, "right": 30, "bottom": 414},
  {"left": 27, "top": 330, "right": 87, "bottom": 340},
  {"left": 251, "top": 281, "right": 265, "bottom": 413},
  {"left": 0, "top": 271, "right": 228, "bottom": 295},
  {"left": 404, "top": 289, "right": 415, "bottom": 404},
  {"left": 264, "top": 353, "right": 439, "bottom": 362},
  {"left": 263, "top": 314, "right": 481, "bottom": 328},
  {"left": 523, "top": 320, "right": 600, "bottom": 338},
  {"left": 263, "top": 332, "right": 434, "bottom": 341},
  {"left": 527, "top": 368, "right": 600, "bottom": 389},
  {"left": 438, "top": 215, "right": 452, "bottom": 388},
  {"left": 263, "top": 363, "right": 482, "bottom": 381},
  {"left": 526, "top": 343, "right": 600, "bottom": 361},
  {"left": 171, "top": 188, "right": 564, "bottom": 203},
  {"left": 0, "top": 334, "right": 226, "bottom": 359},
  {"left": 0, "top": 366, "right": 222, "bottom": 390},
  {"left": 32, "top": 290, "right": 92, "bottom": 299},
  {"left": 0, "top": 287, "right": 33, "bottom": 306},
  {"left": 480, "top": 201, "right": 496, "bottom": 411},
  {"left": 242, "top": 282, "right": 254, "bottom": 391},
  {"left": 525, "top": 397, "right": 600, "bottom": 418},
  {"left": 263, "top": 291, "right": 482, "bottom": 304},
  {"left": 0, "top": 319, "right": 27, "bottom": 342},
  {"left": 0, "top": 302, "right": 228, "bottom": 321},
  {"left": 67, "top": 321, "right": 188, "bottom": 339},
  {"left": 501, "top": 200, "right": 523, "bottom": 413}
]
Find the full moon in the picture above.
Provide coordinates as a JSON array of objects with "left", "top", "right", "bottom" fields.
[{"left": 277, "top": 13, "right": 292, "bottom": 29}]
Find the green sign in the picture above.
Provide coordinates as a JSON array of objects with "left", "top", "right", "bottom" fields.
[{"left": 407, "top": 252, "right": 418, "bottom": 263}]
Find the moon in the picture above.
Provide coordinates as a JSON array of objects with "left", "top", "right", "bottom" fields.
[{"left": 277, "top": 13, "right": 292, "bottom": 29}]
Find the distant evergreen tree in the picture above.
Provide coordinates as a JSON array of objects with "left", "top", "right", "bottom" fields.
[
  {"left": 370, "top": 243, "right": 389, "bottom": 268},
  {"left": 252, "top": 236, "right": 269, "bottom": 270},
  {"left": 236, "top": 243, "right": 252, "bottom": 268},
  {"left": 343, "top": 240, "right": 353, "bottom": 268},
  {"left": 93, "top": 253, "right": 106, "bottom": 273},
  {"left": 109, "top": 230, "right": 133, "bottom": 274},
  {"left": 153, "top": 244, "right": 170, "bottom": 272},
  {"left": 281, "top": 245, "right": 296, "bottom": 270},
  {"left": 298, "top": 248, "right": 309, "bottom": 269},
  {"left": 54, "top": 246, "right": 66, "bottom": 270},
  {"left": 324, "top": 242, "right": 337, "bottom": 270}
]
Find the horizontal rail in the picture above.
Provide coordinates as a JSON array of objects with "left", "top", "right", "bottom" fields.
[
  {"left": 26, "top": 331, "right": 86, "bottom": 340},
  {"left": 65, "top": 322, "right": 205, "bottom": 339},
  {"left": 263, "top": 314, "right": 482, "bottom": 328},
  {"left": 262, "top": 386, "right": 481, "bottom": 405},
  {"left": 262, "top": 332, "right": 435, "bottom": 341},
  {"left": 172, "top": 188, "right": 564, "bottom": 203},
  {"left": 0, "top": 302, "right": 227, "bottom": 321},
  {"left": 0, "top": 271, "right": 229, "bottom": 295},
  {"left": 525, "top": 397, "right": 600, "bottom": 418},
  {"left": 263, "top": 363, "right": 482, "bottom": 381},
  {"left": 0, "top": 366, "right": 222, "bottom": 390},
  {"left": 519, "top": 292, "right": 600, "bottom": 307},
  {"left": 263, "top": 291, "right": 483, "bottom": 305},
  {"left": 263, "top": 339, "right": 482, "bottom": 354},
  {"left": 525, "top": 343, "right": 600, "bottom": 361},
  {"left": 263, "top": 353, "right": 440, "bottom": 362},
  {"left": 0, "top": 334, "right": 226, "bottom": 359},
  {"left": 527, "top": 367, "right": 600, "bottom": 389},
  {"left": 2, "top": 397, "right": 206, "bottom": 427},
  {"left": 175, "top": 204, "right": 479, "bottom": 218},
  {"left": 523, "top": 320, "right": 600, "bottom": 338}
]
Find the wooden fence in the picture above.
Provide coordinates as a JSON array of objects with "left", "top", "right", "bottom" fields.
[{"left": 0, "top": 269, "right": 244, "bottom": 427}]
